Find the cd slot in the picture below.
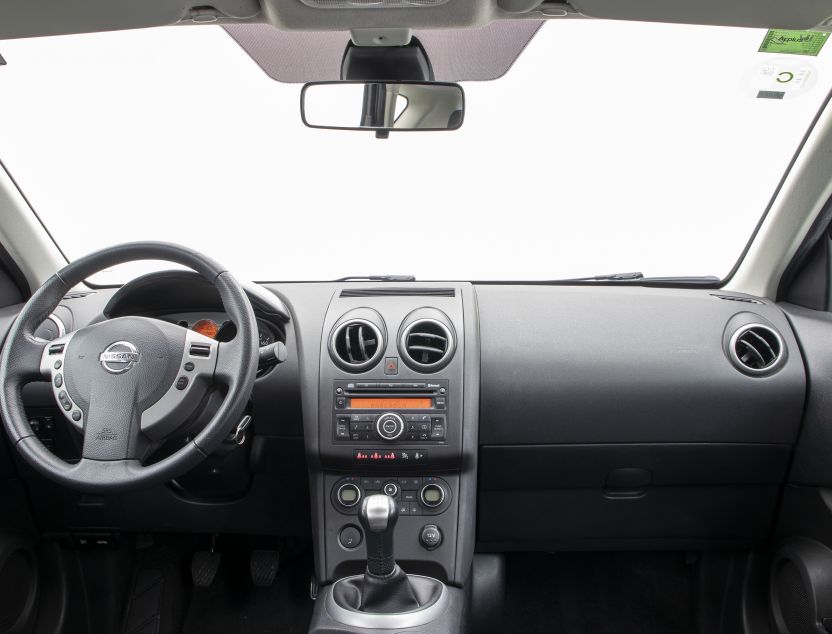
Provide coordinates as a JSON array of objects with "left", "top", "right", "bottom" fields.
[{"left": 346, "top": 382, "right": 438, "bottom": 393}]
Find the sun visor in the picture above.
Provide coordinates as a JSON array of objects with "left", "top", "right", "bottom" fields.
[
  {"left": 571, "top": 0, "right": 832, "bottom": 30},
  {"left": 223, "top": 20, "right": 544, "bottom": 82}
]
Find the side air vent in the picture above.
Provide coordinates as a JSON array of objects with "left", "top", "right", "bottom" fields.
[
  {"left": 330, "top": 319, "right": 385, "bottom": 372},
  {"left": 340, "top": 288, "right": 455, "bottom": 298},
  {"left": 729, "top": 324, "right": 785, "bottom": 375},
  {"left": 399, "top": 317, "right": 455, "bottom": 372}
]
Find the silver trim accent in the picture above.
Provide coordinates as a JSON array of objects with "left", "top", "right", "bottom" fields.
[
  {"left": 336, "top": 483, "right": 362, "bottom": 508},
  {"left": 375, "top": 412, "right": 404, "bottom": 440},
  {"left": 399, "top": 318, "right": 455, "bottom": 372},
  {"left": 325, "top": 575, "right": 449, "bottom": 629},
  {"left": 419, "top": 483, "right": 446, "bottom": 508},
  {"left": 329, "top": 318, "right": 385, "bottom": 372},
  {"left": 728, "top": 323, "right": 786, "bottom": 375},
  {"left": 34, "top": 313, "right": 66, "bottom": 343},
  {"left": 363, "top": 494, "right": 391, "bottom": 531}
]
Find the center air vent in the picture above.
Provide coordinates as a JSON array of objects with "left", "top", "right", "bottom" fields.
[
  {"left": 729, "top": 323, "right": 785, "bottom": 375},
  {"left": 399, "top": 315, "right": 455, "bottom": 372},
  {"left": 330, "top": 318, "right": 385, "bottom": 372}
]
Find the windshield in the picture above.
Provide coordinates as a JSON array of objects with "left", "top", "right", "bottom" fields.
[{"left": 1, "top": 20, "right": 831, "bottom": 283}]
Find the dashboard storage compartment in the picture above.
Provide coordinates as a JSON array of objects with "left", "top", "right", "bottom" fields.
[{"left": 477, "top": 443, "right": 791, "bottom": 550}]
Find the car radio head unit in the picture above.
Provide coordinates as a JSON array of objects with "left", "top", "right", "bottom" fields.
[{"left": 333, "top": 380, "right": 448, "bottom": 444}]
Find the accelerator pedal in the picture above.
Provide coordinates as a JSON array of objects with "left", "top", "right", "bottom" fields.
[
  {"left": 191, "top": 550, "right": 221, "bottom": 587},
  {"left": 250, "top": 550, "right": 280, "bottom": 587}
]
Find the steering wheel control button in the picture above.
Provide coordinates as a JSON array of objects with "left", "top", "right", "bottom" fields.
[
  {"left": 420, "top": 525, "right": 443, "bottom": 550},
  {"left": 338, "top": 525, "right": 363, "bottom": 550},
  {"left": 53, "top": 373, "right": 63, "bottom": 388},
  {"left": 376, "top": 412, "right": 405, "bottom": 440},
  {"left": 419, "top": 483, "right": 445, "bottom": 508},
  {"left": 382, "top": 482, "right": 400, "bottom": 497},
  {"left": 53, "top": 360, "right": 62, "bottom": 370},
  {"left": 183, "top": 362, "right": 195, "bottom": 372},
  {"left": 58, "top": 391, "right": 72, "bottom": 411},
  {"left": 71, "top": 410, "right": 82, "bottom": 422},
  {"left": 337, "top": 483, "right": 362, "bottom": 508},
  {"left": 175, "top": 376, "right": 189, "bottom": 390}
]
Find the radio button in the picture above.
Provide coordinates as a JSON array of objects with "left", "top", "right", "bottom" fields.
[{"left": 336, "top": 424, "right": 350, "bottom": 440}]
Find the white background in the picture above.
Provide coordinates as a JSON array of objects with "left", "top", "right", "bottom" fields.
[{"left": 1, "top": 20, "right": 831, "bottom": 282}]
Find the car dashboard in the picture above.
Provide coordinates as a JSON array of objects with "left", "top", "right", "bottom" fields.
[{"left": 0, "top": 275, "right": 810, "bottom": 589}]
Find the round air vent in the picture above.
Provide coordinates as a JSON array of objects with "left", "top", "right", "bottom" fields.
[
  {"left": 329, "top": 318, "right": 385, "bottom": 372},
  {"left": 729, "top": 323, "right": 785, "bottom": 375},
  {"left": 399, "top": 315, "right": 455, "bottom": 372}
]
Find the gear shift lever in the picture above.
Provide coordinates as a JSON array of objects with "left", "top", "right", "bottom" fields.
[
  {"left": 358, "top": 494, "right": 398, "bottom": 576},
  {"left": 352, "top": 494, "right": 420, "bottom": 613}
]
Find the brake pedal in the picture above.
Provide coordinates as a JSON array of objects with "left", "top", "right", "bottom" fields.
[
  {"left": 191, "top": 551, "right": 221, "bottom": 587},
  {"left": 250, "top": 550, "right": 280, "bottom": 587}
]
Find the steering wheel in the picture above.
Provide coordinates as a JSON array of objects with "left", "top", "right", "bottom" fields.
[{"left": 0, "top": 242, "right": 259, "bottom": 493}]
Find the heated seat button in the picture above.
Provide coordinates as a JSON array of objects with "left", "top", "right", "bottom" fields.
[{"left": 338, "top": 525, "right": 362, "bottom": 549}]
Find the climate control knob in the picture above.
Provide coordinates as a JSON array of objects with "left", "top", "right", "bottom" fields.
[
  {"left": 336, "top": 483, "right": 362, "bottom": 508},
  {"left": 376, "top": 412, "right": 405, "bottom": 441},
  {"left": 419, "top": 483, "right": 445, "bottom": 508}
]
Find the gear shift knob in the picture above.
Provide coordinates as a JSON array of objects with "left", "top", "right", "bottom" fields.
[{"left": 358, "top": 494, "right": 398, "bottom": 576}]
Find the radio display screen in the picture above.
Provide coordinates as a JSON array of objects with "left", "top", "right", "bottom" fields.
[{"left": 349, "top": 397, "right": 432, "bottom": 409}]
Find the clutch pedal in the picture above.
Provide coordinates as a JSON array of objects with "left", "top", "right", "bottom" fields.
[{"left": 192, "top": 548, "right": 221, "bottom": 587}]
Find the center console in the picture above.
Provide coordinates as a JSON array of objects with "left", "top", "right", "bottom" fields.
[{"left": 306, "top": 285, "right": 479, "bottom": 633}]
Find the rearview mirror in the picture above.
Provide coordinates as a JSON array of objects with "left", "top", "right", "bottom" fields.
[{"left": 301, "top": 81, "right": 465, "bottom": 134}]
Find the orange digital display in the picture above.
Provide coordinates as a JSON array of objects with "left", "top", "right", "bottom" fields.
[
  {"left": 192, "top": 319, "right": 220, "bottom": 340},
  {"left": 349, "top": 398, "right": 432, "bottom": 410}
]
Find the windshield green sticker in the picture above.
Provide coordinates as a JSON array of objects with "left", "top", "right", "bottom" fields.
[{"left": 759, "top": 29, "right": 829, "bottom": 56}]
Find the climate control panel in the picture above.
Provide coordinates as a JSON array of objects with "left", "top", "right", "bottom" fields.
[{"left": 331, "top": 475, "right": 451, "bottom": 517}]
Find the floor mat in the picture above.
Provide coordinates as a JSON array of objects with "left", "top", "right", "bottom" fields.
[
  {"left": 500, "top": 552, "right": 697, "bottom": 634},
  {"left": 181, "top": 546, "right": 313, "bottom": 634}
]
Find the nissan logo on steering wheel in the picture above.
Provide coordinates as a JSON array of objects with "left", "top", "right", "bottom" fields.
[{"left": 99, "top": 341, "right": 140, "bottom": 374}]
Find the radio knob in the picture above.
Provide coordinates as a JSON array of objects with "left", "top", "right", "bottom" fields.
[{"left": 376, "top": 412, "right": 405, "bottom": 441}]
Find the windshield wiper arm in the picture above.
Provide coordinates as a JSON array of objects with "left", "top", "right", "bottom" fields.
[
  {"left": 566, "top": 271, "right": 645, "bottom": 281},
  {"left": 335, "top": 274, "right": 417, "bottom": 282}
]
